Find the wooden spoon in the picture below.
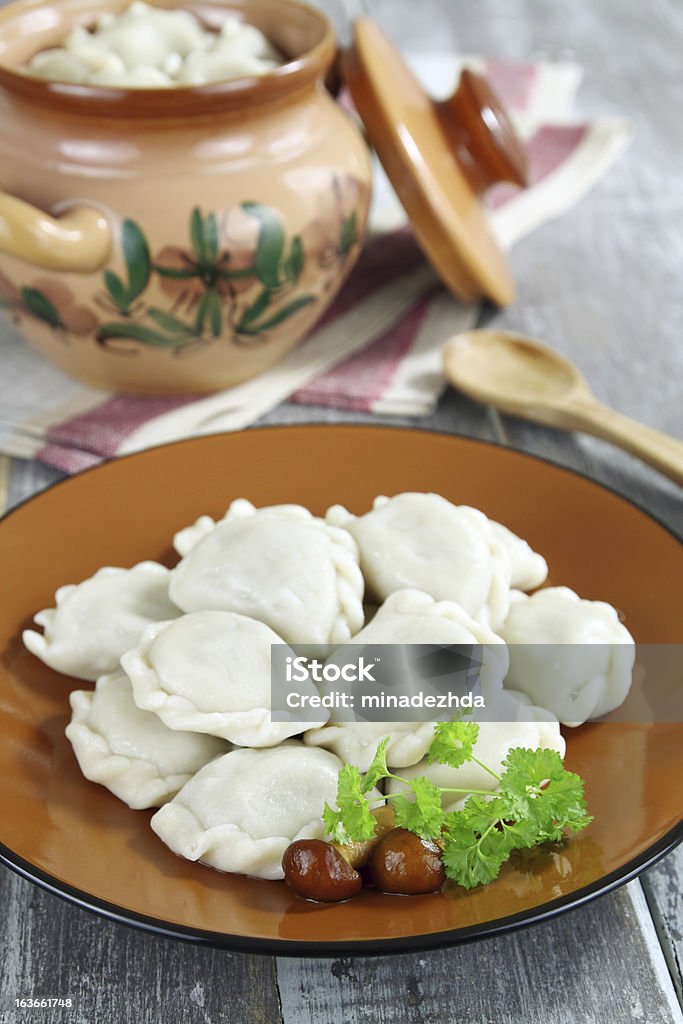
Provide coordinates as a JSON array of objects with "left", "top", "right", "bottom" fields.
[{"left": 443, "top": 330, "right": 683, "bottom": 486}]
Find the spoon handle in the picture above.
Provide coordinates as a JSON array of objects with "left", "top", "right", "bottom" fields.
[{"left": 567, "top": 396, "right": 683, "bottom": 487}]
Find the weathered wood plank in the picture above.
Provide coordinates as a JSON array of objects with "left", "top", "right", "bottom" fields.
[
  {"left": 643, "top": 850, "right": 683, "bottom": 1008},
  {"left": 0, "top": 867, "right": 282, "bottom": 1024},
  {"left": 275, "top": 881, "right": 683, "bottom": 1024}
]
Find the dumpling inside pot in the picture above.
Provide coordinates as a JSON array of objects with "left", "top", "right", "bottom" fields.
[{"left": 23, "top": 3, "right": 284, "bottom": 88}]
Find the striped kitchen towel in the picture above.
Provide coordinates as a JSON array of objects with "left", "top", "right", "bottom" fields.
[{"left": 0, "top": 55, "right": 631, "bottom": 473}]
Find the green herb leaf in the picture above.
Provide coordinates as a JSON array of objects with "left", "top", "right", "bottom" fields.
[
  {"left": 21, "top": 287, "right": 61, "bottom": 328},
  {"left": 242, "top": 201, "right": 285, "bottom": 289},
  {"left": 322, "top": 802, "right": 350, "bottom": 845},
  {"left": 500, "top": 747, "right": 593, "bottom": 837},
  {"left": 319, "top": 733, "right": 592, "bottom": 890},
  {"left": 324, "top": 763, "right": 377, "bottom": 844},
  {"left": 428, "top": 720, "right": 480, "bottom": 769},
  {"left": 442, "top": 797, "right": 514, "bottom": 888},
  {"left": 362, "top": 736, "right": 390, "bottom": 793},
  {"left": 392, "top": 777, "right": 445, "bottom": 841}
]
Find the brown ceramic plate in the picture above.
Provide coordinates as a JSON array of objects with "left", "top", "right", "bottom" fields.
[{"left": 0, "top": 426, "right": 681, "bottom": 955}]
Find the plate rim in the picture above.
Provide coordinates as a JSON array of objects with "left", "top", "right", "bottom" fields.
[
  {"left": 2, "top": 824, "right": 681, "bottom": 957},
  {"left": 1, "top": 424, "right": 681, "bottom": 956}
]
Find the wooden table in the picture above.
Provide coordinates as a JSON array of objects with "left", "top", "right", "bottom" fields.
[{"left": 1, "top": 0, "right": 682, "bottom": 1021}]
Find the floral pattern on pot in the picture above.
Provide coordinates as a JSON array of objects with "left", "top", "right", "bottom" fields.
[{"left": 3, "top": 177, "right": 365, "bottom": 355}]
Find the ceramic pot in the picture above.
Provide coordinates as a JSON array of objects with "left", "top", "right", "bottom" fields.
[{"left": 0, "top": 0, "right": 372, "bottom": 393}]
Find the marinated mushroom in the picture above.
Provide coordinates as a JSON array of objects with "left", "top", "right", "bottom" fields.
[
  {"left": 282, "top": 840, "right": 362, "bottom": 903},
  {"left": 368, "top": 829, "right": 445, "bottom": 895},
  {"left": 282, "top": 805, "right": 395, "bottom": 902}
]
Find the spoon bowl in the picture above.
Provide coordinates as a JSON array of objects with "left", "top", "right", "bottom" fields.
[
  {"left": 443, "top": 329, "right": 683, "bottom": 486},
  {"left": 443, "top": 329, "right": 589, "bottom": 421}
]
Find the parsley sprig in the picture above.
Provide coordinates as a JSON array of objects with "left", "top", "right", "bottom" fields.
[{"left": 322, "top": 722, "right": 592, "bottom": 889}]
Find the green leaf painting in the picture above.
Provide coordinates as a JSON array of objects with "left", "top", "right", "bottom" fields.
[
  {"left": 5, "top": 182, "right": 367, "bottom": 355},
  {"left": 236, "top": 294, "right": 316, "bottom": 335},
  {"left": 97, "top": 321, "right": 194, "bottom": 349},
  {"left": 121, "top": 220, "right": 151, "bottom": 300},
  {"left": 189, "top": 208, "right": 219, "bottom": 266},
  {"left": 21, "top": 287, "right": 61, "bottom": 328},
  {"left": 338, "top": 210, "right": 359, "bottom": 256},
  {"left": 146, "top": 307, "right": 196, "bottom": 337},
  {"left": 283, "top": 236, "right": 304, "bottom": 283},
  {"left": 242, "top": 201, "right": 286, "bottom": 289},
  {"left": 103, "top": 219, "right": 151, "bottom": 313},
  {"left": 237, "top": 288, "right": 271, "bottom": 330}
]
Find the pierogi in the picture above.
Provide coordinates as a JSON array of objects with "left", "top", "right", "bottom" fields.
[
  {"left": 326, "top": 493, "right": 513, "bottom": 628},
  {"left": 487, "top": 519, "right": 548, "bottom": 591},
  {"left": 24, "top": 3, "right": 283, "bottom": 87},
  {"left": 499, "top": 586, "right": 635, "bottom": 726},
  {"left": 66, "top": 672, "right": 227, "bottom": 809},
  {"left": 169, "top": 501, "right": 364, "bottom": 651},
  {"left": 18, "top": 489, "right": 635, "bottom": 886},
  {"left": 150, "top": 744, "right": 378, "bottom": 880},
  {"left": 23, "top": 561, "right": 180, "bottom": 681},
  {"left": 121, "top": 610, "right": 325, "bottom": 746}
]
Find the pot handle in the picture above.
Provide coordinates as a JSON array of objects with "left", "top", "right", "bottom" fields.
[{"left": 0, "top": 191, "right": 111, "bottom": 272}]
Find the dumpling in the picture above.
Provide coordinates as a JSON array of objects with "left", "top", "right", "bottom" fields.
[
  {"left": 176, "top": 49, "right": 278, "bottom": 84},
  {"left": 499, "top": 586, "right": 636, "bottom": 726},
  {"left": 326, "top": 493, "right": 512, "bottom": 628},
  {"left": 487, "top": 519, "right": 548, "bottom": 591},
  {"left": 385, "top": 719, "right": 566, "bottom": 813},
  {"left": 121, "top": 610, "right": 326, "bottom": 746},
  {"left": 150, "top": 744, "right": 365, "bottom": 880},
  {"left": 172, "top": 498, "right": 303, "bottom": 556},
  {"left": 173, "top": 513, "right": 218, "bottom": 557},
  {"left": 169, "top": 500, "right": 364, "bottom": 650},
  {"left": 303, "top": 589, "right": 512, "bottom": 771},
  {"left": 304, "top": 720, "right": 437, "bottom": 773},
  {"left": 65, "top": 672, "right": 227, "bottom": 809},
  {"left": 66, "top": 3, "right": 209, "bottom": 69},
  {"left": 23, "top": 562, "right": 180, "bottom": 681}
]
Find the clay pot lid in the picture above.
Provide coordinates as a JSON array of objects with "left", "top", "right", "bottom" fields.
[{"left": 342, "top": 18, "right": 529, "bottom": 306}]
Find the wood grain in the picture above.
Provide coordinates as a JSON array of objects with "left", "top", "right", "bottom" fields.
[
  {"left": 0, "top": 869, "right": 282, "bottom": 1024},
  {"left": 276, "top": 882, "right": 682, "bottom": 1024}
]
